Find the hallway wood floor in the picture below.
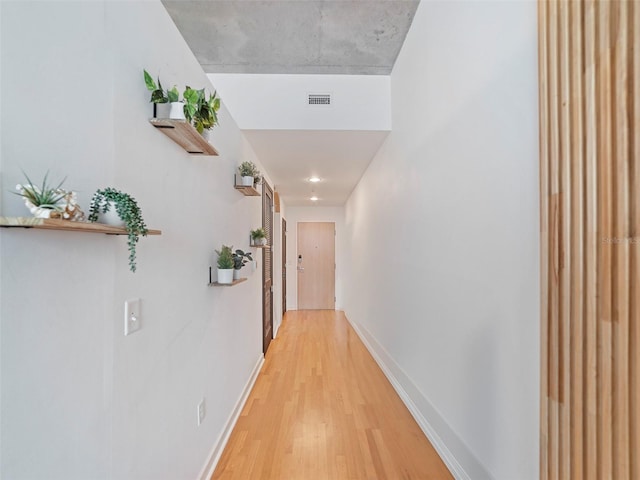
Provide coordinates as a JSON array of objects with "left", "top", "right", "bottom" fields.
[{"left": 211, "top": 310, "right": 453, "bottom": 480}]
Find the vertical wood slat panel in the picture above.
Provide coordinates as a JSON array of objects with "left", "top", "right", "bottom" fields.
[
  {"left": 631, "top": 3, "right": 640, "bottom": 479},
  {"left": 538, "top": 0, "right": 550, "bottom": 475},
  {"left": 558, "top": 1, "right": 572, "bottom": 478},
  {"left": 583, "top": 3, "right": 599, "bottom": 479},
  {"left": 596, "top": 3, "right": 613, "bottom": 477},
  {"left": 539, "top": 1, "right": 638, "bottom": 479},
  {"left": 568, "top": 1, "right": 584, "bottom": 478},
  {"left": 630, "top": 2, "right": 640, "bottom": 478},
  {"left": 548, "top": 2, "right": 561, "bottom": 479},
  {"left": 612, "top": 1, "right": 630, "bottom": 478}
]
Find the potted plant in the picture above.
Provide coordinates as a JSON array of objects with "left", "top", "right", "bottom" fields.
[
  {"left": 143, "top": 69, "right": 184, "bottom": 120},
  {"left": 144, "top": 69, "right": 170, "bottom": 118},
  {"left": 88, "top": 188, "right": 149, "bottom": 273},
  {"left": 238, "top": 161, "right": 261, "bottom": 187},
  {"left": 232, "top": 249, "right": 253, "bottom": 280},
  {"left": 193, "top": 90, "right": 221, "bottom": 141},
  {"left": 14, "top": 171, "right": 84, "bottom": 220},
  {"left": 143, "top": 71, "right": 222, "bottom": 129},
  {"left": 216, "top": 245, "right": 235, "bottom": 284},
  {"left": 250, "top": 227, "right": 267, "bottom": 246},
  {"left": 182, "top": 86, "right": 200, "bottom": 123},
  {"left": 15, "top": 171, "right": 66, "bottom": 218},
  {"left": 167, "top": 86, "right": 183, "bottom": 119}
]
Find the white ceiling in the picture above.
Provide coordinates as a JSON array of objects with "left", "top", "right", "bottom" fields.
[
  {"left": 244, "top": 130, "right": 389, "bottom": 206},
  {"left": 209, "top": 73, "right": 391, "bottom": 206},
  {"left": 162, "top": 1, "right": 413, "bottom": 207}
]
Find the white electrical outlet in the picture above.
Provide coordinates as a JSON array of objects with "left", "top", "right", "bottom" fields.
[
  {"left": 124, "top": 298, "right": 141, "bottom": 336},
  {"left": 197, "top": 398, "right": 206, "bottom": 426}
]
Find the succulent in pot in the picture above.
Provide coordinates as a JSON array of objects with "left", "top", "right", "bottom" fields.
[
  {"left": 88, "top": 188, "right": 149, "bottom": 273},
  {"left": 238, "top": 161, "right": 261, "bottom": 187},
  {"left": 250, "top": 227, "right": 267, "bottom": 246},
  {"left": 14, "top": 171, "right": 84, "bottom": 220},
  {"left": 216, "top": 244, "right": 235, "bottom": 284}
]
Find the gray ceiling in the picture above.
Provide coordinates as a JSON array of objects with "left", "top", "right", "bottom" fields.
[{"left": 162, "top": 0, "right": 419, "bottom": 75}]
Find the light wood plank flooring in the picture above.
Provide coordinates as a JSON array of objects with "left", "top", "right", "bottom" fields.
[{"left": 212, "top": 310, "right": 453, "bottom": 480}]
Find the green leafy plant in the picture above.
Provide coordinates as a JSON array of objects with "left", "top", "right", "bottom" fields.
[
  {"left": 14, "top": 171, "right": 67, "bottom": 210},
  {"left": 250, "top": 228, "right": 266, "bottom": 240},
  {"left": 167, "top": 86, "right": 179, "bottom": 103},
  {"left": 182, "top": 86, "right": 200, "bottom": 123},
  {"left": 238, "top": 161, "right": 261, "bottom": 180},
  {"left": 193, "top": 90, "right": 221, "bottom": 133},
  {"left": 232, "top": 249, "right": 253, "bottom": 270},
  {"left": 143, "top": 70, "right": 168, "bottom": 104},
  {"left": 143, "top": 71, "right": 221, "bottom": 129},
  {"left": 216, "top": 245, "right": 234, "bottom": 269},
  {"left": 88, "top": 188, "right": 149, "bottom": 273}
]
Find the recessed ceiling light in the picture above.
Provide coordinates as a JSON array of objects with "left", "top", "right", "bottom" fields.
[
  {"left": 310, "top": 196, "right": 319, "bottom": 201},
  {"left": 308, "top": 177, "right": 321, "bottom": 183}
]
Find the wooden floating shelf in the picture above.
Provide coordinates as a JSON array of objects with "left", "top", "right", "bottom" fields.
[
  {"left": 149, "top": 118, "right": 219, "bottom": 156},
  {"left": 234, "top": 175, "right": 260, "bottom": 196},
  {"left": 0, "top": 217, "right": 162, "bottom": 236},
  {"left": 208, "top": 278, "right": 247, "bottom": 287},
  {"left": 234, "top": 185, "right": 260, "bottom": 196},
  {"left": 250, "top": 244, "right": 270, "bottom": 249}
]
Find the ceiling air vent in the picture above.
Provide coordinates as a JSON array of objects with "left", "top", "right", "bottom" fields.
[{"left": 308, "top": 93, "right": 331, "bottom": 106}]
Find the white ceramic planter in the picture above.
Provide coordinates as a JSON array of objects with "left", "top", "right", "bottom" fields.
[
  {"left": 233, "top": 269, "right": 240, "bottom": 280},
  {"left": 33, "top": 207, "right": 56, "bottom": 219},
  {"left": 169, "top": 101, "right": 185, "bottom": 120},
  {"left": 217, "top": 268, "right": 234, "bottom": 284},
  {"left": 201, "top": 128, "right": 213, "bottom": 143},
  {"left": 98, "top": 202, "right": 125, "bottom": 227},
  {"left": 241, "top": 176, "right": 254, "bottom": 186},
  {"left": 154, "top": 102, "right": 171, "bottom": 119}
]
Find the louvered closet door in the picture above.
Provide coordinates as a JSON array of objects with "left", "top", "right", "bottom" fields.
[
  {"left": 539, "top": 1, "right": 639, "bottom": 479},
  {"left": 262, "top": 181, "right": 274, "bottom": 354}
]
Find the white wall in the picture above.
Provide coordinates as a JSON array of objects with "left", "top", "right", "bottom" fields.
[
  {"left": 284, "top": 206, "right": 345, "bottom": 311},
  {"left": 0, "top": 2, "right": 272, "bottom": 478},
  {"left": 343, "top": 1, "right": 539, "bottom": 480},
  {"left": 207, "top": 74, "right": 391, "bottom": 131}
]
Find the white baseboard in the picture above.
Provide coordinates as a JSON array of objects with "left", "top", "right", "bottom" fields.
[
  {"left": 346, "top": 316, "right": 494, "bottom": 480},
  {"left": 198, "top": 354, "right": 265, "bottom": 480}
]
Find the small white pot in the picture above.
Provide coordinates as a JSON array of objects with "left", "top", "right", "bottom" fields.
[
  {"left": 98, "top": 202, "right": 125, "bottom": 227},
  {"left": 33, "top": 207, "right": 56, "bottom": 219},
  {"left": 201, "top": 129, "right": 213, "bottom": 143},
  {"left": 241, "top": 176, "right": 254, "bottom": 186},
  {"left": 233, "top": 269, "right": 240, "bottom": 280},
  {"left": 169, "top": 101, "right": 185, "bottom": 120},
  {"left": 217, "top": 268, "right": 234, "bottom": 284},
  {"left": 154, "top": 102, "right": 171, "bottom": 119}
]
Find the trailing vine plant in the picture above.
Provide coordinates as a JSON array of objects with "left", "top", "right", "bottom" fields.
[{"left": 88, "top": 188, "right": 149, "bottom": 273}]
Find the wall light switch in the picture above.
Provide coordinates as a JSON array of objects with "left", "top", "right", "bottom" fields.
[
  {"left": 197, "top": 398, "right": 206, "bottom": 426},
  {"left": 124, "top": 298, "right": 141, "bottom": 336}
]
